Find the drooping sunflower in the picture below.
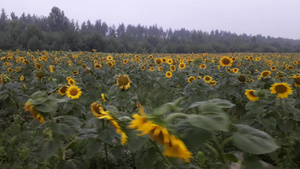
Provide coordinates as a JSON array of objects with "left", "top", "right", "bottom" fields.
[
  {"left": 261, "top": 71, "right": 271, "bottom": 78},
  {"left": 166, "top": 71, "right": 172, "bottom": 78},
  {"left": 245, "top": 90, "right": 259, "bottom": 101},
  {"left": 220, "top": 56, "right": 233, "bottom": 67},
  {"left": 203, "top": 75, "right": 212, "bottom": 83},
  {"left": 129, "top": 106, "right": 192, "bottom": 162},
  {"left": 188, "top": 76, "right": 196, "bottom": 83},
  {"left": 179, "top": 63, "right": 186, "bottom": 70},
  {"left": 209, "top": 80, "right": 217, "bottom": 86},
  {"left": 91, "top": 102, "right": 127, "bottom": 145},
  {"left": 270, "top": 82, "right": 293, "bottom": 99},
  {"left": 7, "top": 67, "right": 14, "bottom": 73},
  {"left": 24, "top": 102, "right": 45, "bottom": 123},
  {"left": 35, "top": 71, "right": 45, "bottom": 79},
  {"left": 59, "top": 85, "right": 69, "bottom": 96},
  {"left": 116, "top": 75, "right": 132, "bottom": 90},
  {"left": 293, "top": 75, "right": 300, "bottom": 87},
  {"left": 200, "top": 64, "right": 206, "bottom": 69},
  {"left": 66, "top": 85, "right": 82, "bottom": 99}
]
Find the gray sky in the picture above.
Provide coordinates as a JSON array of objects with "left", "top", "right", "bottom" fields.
[{"left": 2, "top": 0, "right": 300, "bottom": 39}]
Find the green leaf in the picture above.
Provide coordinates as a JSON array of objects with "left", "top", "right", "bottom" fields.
[
  {"left": 51, "top": 123, "right": 76, "bottom": 136},
  {"left": 34, "top": 138, "right": 63, "bottom": 162},
  {"left": 208, "top": 99, "right": 235, "bottom": 109},
  {"left": 241, "top": 156, "right": 264, "bottom": 169},
  {"left": 233, "top": 124, "right": 278, "bottom": 154},
  {"left": 63, "top": 115, "right": 82, "bottom": 132},
  {"left": 187, "top": 113, "right": 229, "bottom": 131},
  {"left": 134, "top": 146, "right": 157, "bottom": 169},
  {"left": 175, "top": 120, "right": 212, "bottom": 149},
  {"left": 55, "top": 159, "right": 85, "bottom": 169},
  {"left": 223, "top": 153, "right": 238, "bottom": 162}
]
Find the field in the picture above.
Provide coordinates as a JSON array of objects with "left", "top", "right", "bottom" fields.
[{"left": 1, "top": 50, "right": 300, "bottom": 169}]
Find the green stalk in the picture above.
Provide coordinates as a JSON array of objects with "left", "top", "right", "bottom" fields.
[
  {"left": 150, "top": 140, "right": 172, "bottom": 167},
  {"left": 221, "top": 137, "right": 233, "bottom": 150},
  {"left": 211, "top": 137, "right": 225, "bottom": 163}
]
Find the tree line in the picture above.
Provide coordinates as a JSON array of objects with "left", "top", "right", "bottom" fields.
[{"left": 1, "top": 7, "right": 300, "bottom": 53}]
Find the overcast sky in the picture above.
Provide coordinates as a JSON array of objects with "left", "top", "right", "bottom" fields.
[{"left": 2, "top": 0, "right": 300, "bottom": 39}]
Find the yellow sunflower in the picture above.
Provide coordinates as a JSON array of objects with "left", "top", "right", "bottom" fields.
[
  {"left": 68, "top": 78, "right": 75, "bottom": 86},
  {"left": 155, "top": 58, "right": 163, "bottom": 65},
  {"left": 158, "top": 67, "right": 163, "bottom": 71},
  {"left": 141, "top": 66, "right": 146, "bottom": 71},
  {"left": 66, "top": 85, "right": 82, "bottom": 99},
  {"left": 203, "top": 75, "right": 212, "bottom": 83},
  {"left": 200, "top": 64, "right": 206, "bottom": 69},
  {"left": 245, "top": 90, "right": 259, "bottom": 101},
  {"left": 91, "top": 103, "right": 127, "bottom": 145},
  {"left": 35, "top": 71, "right": 45, "bottom": 79},
  {"left": 72, "top": 70, "right": 79, "bottom": 75},
  {"left": 116, "top": 75, "right": 132, "bottom": 90},
  {"left": 24, "top": 102, "right": 45, "bottom": 123},
  {"left": 101, "top": 93, "right": 106, "bottom": 103},
  {"left": 35, "top": 63, "right": 42, "bottom": 70},
  {"left": 188, "top": 76, "right": 196, "bottom": 83},
  {"left": 220, "top": 56, "right": 233, "bottom": 67},
  {"left": 270, "top": 82, "right": 293, "bottom": 99},
  {"left": 129, "top": 106, "right": 192, "bottom": 162},
  {"left": 261, "top": 71, "right": 271, "bottom": 78},
  {"left": 59, "top": 85, "right": 69, "bottom": 96},
  {"left": 166, "top": 71, "right": 172, "bottom": 78},
  {"left": 20, "top": 76, "right": 24, "bottom": 81},
  {"left": 170, "top": 65, "right": 176, "bottom": 72},
  {"left": 270, "top": 66, "right": 276, "bottom": 71},
  {"left": 179, "top": 63, "right": 186, "bottom": 70},
  {"left": 238, "top": 75, "right": 247, "bottom": 83},
  {"left": 209, "top": 80, "right": 217, "bottom": 86},
  {"left": 293, "top": 75, "right": 300, "bottom": 87},
  {"left": 106, "top": 61, "right": 114, "bottom": 68},
  {"left": 49, "top": 65, "right": 54, "bottom": 73}
]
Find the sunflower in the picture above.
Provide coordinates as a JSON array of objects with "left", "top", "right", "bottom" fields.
[
  {"left": 270, "top": 66, "right": 276, "bottom": 71},
  {"left": 7, "top": 67, "right": 14, "bottom": 73},
  {"left": 220, "top": 56, "right": 233, "bottom": 67},
  {"left": 179, "top": 63, "right": 186, "bottom": 69},
  {"left": 20, "top": 76, "right": 24, "bottom": 81},
  {"left": 270, "top": 82, "right": 293, "bottom": 99},
  {"left": 261, "top": 71, "right": 271, "bottom": 78},
  {"left": 166, "top": 71, "right": 172, "bottom": 78},
  {"left": 91, "top": 103, "right": 127, "bottom": 145},
  {"left": 200, "top": 64, "right": 206, "bottom": 69},
  {"left": 94, "top": 64, "right": 102, "bottom": 69},
  {"left": 209, "top": 80, "right": 217, "bottom": 86},
  {"left": 293, "top": 75, "right": 300, "bottom": 87},
  {"left": 116, "top": 75, "right": 132, "bottom": 90},
  {"left": 129, "top": 106, "right": 192, "bottom": 162},
  {"left": 68, "top": 78, "right": 75, "bottom": 86},
  {"left": 35, "top": 63, "right": 42, "bottom": 70},
  {"left": 167, "top": 59, "right": 173, "bottom": 64},
  {"left": 66, "top": 85, "right": 82, "bottom": 99},
  {"left": 35, "top": 71, "right": 45, "bottom": 79},
  {"left": 149, "top": 55, "right": 153, "bottom": 59},
  {"left": 107, "top": 55, "right": 113, "bottom": 60},
  {"left": 149, "top": 67, "right": 155, "bottom": 71},
  {"left": 59, "top": 85, "right": 69, "bottom": 96},
  {"left": 188, "top": 76, "right": 196, "bottom": 83},
  {"left": 24, "top": 102, "right": 45, "bottom": 123},
  {"left": 158, "top": 67, "right": 163, "bottom": 71},
  {"left": 170, "top": 65, "right": 176, "bottom": 72},
  {"left": 245, "top": 90, "right": 259, "bottom": 101},
  {"left": 49, "top": 65, "right": 54, "bottom": 73},
  {"left": 106, "top": 61, "right": 114, "bottom": 68},
  {"left": 232, "top": 68, "right": 239, "bottom": 74},
  {"left": 255, "top": 57, "right": 261, "bottom": 61},
  {"left": 155, "top": 58, "right": 163, "bottom": 65},
  {"left": 16, "top": 66, "right": 22, "bottom": 73},
  {"left": 238, "top": 75, "right": 247, "bottom": 83},
  {"left": 197, "top": 76, "right": 202, "bottom": 79},
  {"left": 203, "top": 75, "right": 212, "bottom": 83},
  {"left": 141, "top": 66, "right": 146, "bottom": 71},
  {"left": 101, "top": 93, "right": 107, "bottom": 103},
  {"left": 72, "top": 70, "right": 79, "bottom": 75},
  {"left": 123, "top": 59, "right": 128, "bottom": 64},
  {"left": 237, "top": 62, "right": 241, "bottom": 66}
]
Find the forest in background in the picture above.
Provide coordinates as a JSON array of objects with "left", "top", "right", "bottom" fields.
[{"left": 1, "top": 7, "right": 300, "bottom": 53}]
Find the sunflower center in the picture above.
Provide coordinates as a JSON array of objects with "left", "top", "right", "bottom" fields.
[
  {"left": 60, "top": 86, "right": 68, "bottom": 93},
  {"left": 262, "top": 72, "right": 270, "bottom": 77},
  {"left": 70, "top": 88, "right": 79, "bottom": 96},
  {"left": 238, "top": 75, "right": 246, "bottom": 82},
  {"left": 295, "top": 78, "right": 300, "bottom": 84},
  {"left": 119, "top": 76, "right": 129, "bottom": 85},
  {"left": 248, "top": 91, "right": 256, "bottom": 97},
  {"left": 222, "top": 58, "right": 230, "bottom": 65},
  {"left": 275, "top": 85, "right": 287, "bottom": 93},
  {"left": 205, "top": 77, "right": 211, "bottom": 81}
]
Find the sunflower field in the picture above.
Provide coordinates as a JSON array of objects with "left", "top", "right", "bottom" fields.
[{"left": 1, "top": 50, "right": 300, "bottom": 169}]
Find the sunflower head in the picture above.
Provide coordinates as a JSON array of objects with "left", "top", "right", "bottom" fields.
[
  {"left": 91, "top": 102, "right": 104, "bottom": 117},
  {"left": 66, "top": 85, "right": 82, "bottom": 99},
  {"left": 232, "top": 68, "right": 239, "bottom": 73},
  {"left": 106, "top": 61, "right": 114, "bottom": 68},
  {"left": 238, "top": 75, "right": 247, "bottom": 83},
  {"left": 220, "top": 56, "right": 233, "bottom": 67},
  {"left": 245, "top": 89, "right": 259, "bottom": 101},
  {"left": 261, "top": 71, "right": 271, "bottom": 78},
  {"left": 116, "top": 75, "right": 132, "bottom": 90},
  {"left": 203, "top": 75, "right": 212, "bottom": 83},
  {"left": 166, "top": 71, "right": 172, "bottom": 78},
  {"left": 72, "top": 70, "right": 78, "bottom": 75},
  {"left": 200, "top": 64, "right": 206, "bottom": 69},
  {"left": 179, "top": 63, "right": 186, "bottom": 70},
  {"left": 293, "top": 75, "right": 300, "bottom": 87},
  {"left": 270, "top": 82, "right": 293, "bottom": 99},
  {"left": 35, "top": 71, "right": 45, "bottom": 79},
  {"left": 59, "top": 85, "right": 69, "bottom": 96},
  {"left": 155, "top": 58, "right": 163, "bottom": 65},
  {"left": 170, "top": 65, "right": 176, "bottom": 72},
  {"left": 188, "top": 76, "right": 196, "bottom": 83}
]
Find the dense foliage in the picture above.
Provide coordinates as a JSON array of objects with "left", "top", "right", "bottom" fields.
[
  {"left": 1, "top": 50, "right": 300, "bottom": 168},
  {"left": 0, "top": 7, "right": 300, "bottom": 53}
]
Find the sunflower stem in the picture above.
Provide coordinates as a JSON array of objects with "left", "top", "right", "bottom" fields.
[
  {"left": 62, "top": 139, "right": 75, "bottom": 160},
  {"left": 102, "top": 120, "right": 109, "bottom": 163},
  {"left": 164, "top": 113, "right": 188, "bottom": 123},
  {"left": 49, "top": 112, "right": 55, "bottom": 123},
  {"left": 211, "top": 137, "right": 226, "bottom": 164},
  {"left": 221, "top": 137, "right": 233, "bottom": 150},
  {"left": 150, "top": 140, "right": 172, "bottom": 167}
]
